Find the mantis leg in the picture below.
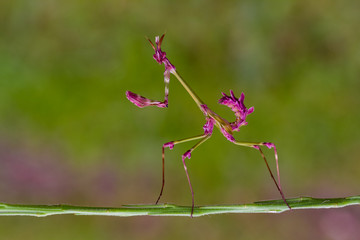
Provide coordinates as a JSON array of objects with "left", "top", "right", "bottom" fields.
[
  {"left": 182, "top": 135, "right": 212, "bottom": 217},
  {"left": 126, "top": 70, "right": 171, "bottom": 108},
  {"left": 162, "top": 70, "right": 170, "bottom": 107},
  {"left": 232, "top": 140, "right": 291, "bottom": 209},
  {"left": 156, "top": 134, "right": 211, "bottom": 216}
]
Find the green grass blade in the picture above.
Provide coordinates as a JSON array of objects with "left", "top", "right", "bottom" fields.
[{"left": 0, "top": 195, "right": 359, "bottom": 217}]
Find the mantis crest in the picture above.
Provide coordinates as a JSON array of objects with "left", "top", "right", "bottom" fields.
[{"left": 126, "top": 34, "right": 291, "bottom": 217}]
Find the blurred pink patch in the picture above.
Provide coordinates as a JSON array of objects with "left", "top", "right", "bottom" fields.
[{"left": 320, "top": 211, "right": 360, "bottom": 240}]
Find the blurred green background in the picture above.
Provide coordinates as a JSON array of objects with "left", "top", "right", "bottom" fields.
[{"left": 1, "top": 0, "right": 360, "bottom": 239}]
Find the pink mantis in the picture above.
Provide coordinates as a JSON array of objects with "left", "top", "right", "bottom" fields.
[{"left": 126, "top": 34, "right": 291, "bottom": 217}]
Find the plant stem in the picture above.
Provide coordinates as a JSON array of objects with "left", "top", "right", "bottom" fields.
[{"left": 0, "top": 195, "right": 359, "bottom": 217}]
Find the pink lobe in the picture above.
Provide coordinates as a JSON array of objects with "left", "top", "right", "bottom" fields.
[
  {"left": 182, "top": 150, "right": 191, "bottom": 160},
  {"left": 218, "top": 90, "right": 254, "bottom": 131},
  {"left": 126, "top": 91, "right": 151, "bottom": 108},
  {"left": 220, "top": 128, "right": 235, "bottom": 143},
  {"left": 163, "top": 142, "right": 174, "bottom": 150}
]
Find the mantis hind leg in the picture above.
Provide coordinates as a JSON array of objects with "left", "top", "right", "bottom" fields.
[{"left": 232, "top": 140, "right": 291, "bottom": 209}]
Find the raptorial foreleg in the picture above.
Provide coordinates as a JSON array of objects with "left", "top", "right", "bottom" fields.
[{"left": 126, "top": 70, "right": 171, "bottom": 108}]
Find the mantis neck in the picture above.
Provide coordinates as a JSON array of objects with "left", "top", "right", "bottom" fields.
[{"left": 172, "top": 70, "right": 205, "bottom": 110}]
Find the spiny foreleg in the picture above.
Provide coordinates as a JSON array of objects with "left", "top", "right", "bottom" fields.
[{"left": 125, "top": 69, "right": 171, "bottom": 108}]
